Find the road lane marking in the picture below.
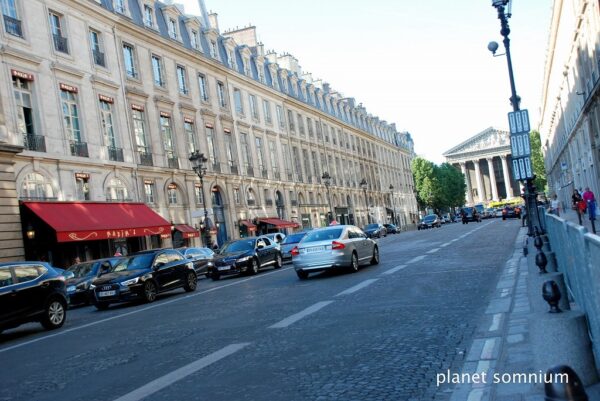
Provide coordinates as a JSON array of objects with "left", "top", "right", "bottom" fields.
[
  {"left": 427, "top": 248, "right": 440, "bottom": 254},
  {"left": 0, "top": 267, "right": 294, "bottom": 354},
  {"left": 480, "top": 338, "right": 496, "bottom": 359},
  {"left": 407, "top": 255, "right": 426, "bottom": 264},
  {"left": 440, "top": 242, "right": 451, "bottom": 248},
  {"left": 381, "top": 264, "right": 407, "bottom": 276},
  {"left": 335, "top": 279, "right": 378, "bottom": 296},
  {"left": 112, "top": 343, "right": 250, "bottom": 401},
  {"left": 269, "top": 301, "right": 333, "bottom": 329}
]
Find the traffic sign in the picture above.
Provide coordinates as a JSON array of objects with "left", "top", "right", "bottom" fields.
[
  {"left": 512, "top": 156, "right": 534, "bottom": 181},
  {"left": 510, "top": 133, "right": 531, "bottom": 157},
  {"left": 508, "top": 110, "right": 530, "bottom": 134}
]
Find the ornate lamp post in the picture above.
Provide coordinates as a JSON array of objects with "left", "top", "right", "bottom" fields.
[
  {"left": 389, "top": 184, "right": 397, "bottom": 226},
  {"left": 360, "top": 178, "right": 370, "bottom": 224},
  {"left": 488, "top": 0, "right": 541, "bottom": 236},
  {"left": 322, "top": 172, "right": 334, "bottom": 224},
  {"left": 189, "top": 150, "right": 210, "bottom": 247}
]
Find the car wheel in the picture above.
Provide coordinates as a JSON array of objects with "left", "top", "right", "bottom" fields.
[
  {"left": 370, "top": 246, "right": 380, "bottom": 265},
  {"left": 94, "top": 301, "right": 110, "bottom": 310},
  {"left": 248, "top": 258, "right": 259, "bottom": 275},
  {"left": 41, "top": 297, "right": 67, "bottom": 330},
  {"left": 143, "top": 280, "right": 158, "bottom": 303},
  {"left": 348, "top": 252, "right": 359, "bottom": 273},
  {"left": 296, "top": 270, "right": 309, "bottom": 280},
  {"left": 205, "top": 273, "right": 210, "bottom": 279},
  {"left": 183, "top": 271, "right": 198, "bottom": 292},
  {"left": 274, "top": 254, "right": 283, "bottom": 269}
]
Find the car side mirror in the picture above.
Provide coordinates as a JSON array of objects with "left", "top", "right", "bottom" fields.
[
  {"left": 257, "top": 243, "right": 265, "bottom": 249},
  {"left": 186, "top": 254, "right": 194, "bottom": 259},
  {"left": 154, "top": 262, "right": 165, "bottom": 269}
]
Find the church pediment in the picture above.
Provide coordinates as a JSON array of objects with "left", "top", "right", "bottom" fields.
[{"left": 443, "top": 127, "right": 510, "bottom": 158}]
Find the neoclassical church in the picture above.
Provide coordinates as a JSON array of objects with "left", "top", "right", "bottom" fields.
[{"left": 443, "top": 127, "right": 521, "bottom": 205}]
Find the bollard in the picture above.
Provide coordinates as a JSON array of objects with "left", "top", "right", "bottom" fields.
[
  {"left": 524, "top": 237, "right": 529, "bottom": 256},
  {"left": 544, "top": 365, "right": 588, "bottom": 401},
  {"left": 530, "top": 272, "right": 570, "bottom": 313},
  {"left": 536, "top": 248, "right": 548, "bottom": 274},
  {"left": 543, "top": 280, "right": 562, "bottom": 313}
]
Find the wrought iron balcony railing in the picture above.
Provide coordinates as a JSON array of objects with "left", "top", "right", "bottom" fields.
[
  {"left": 3, "top": 15, "right": 22, "bottom": 37},
  {"left": 108, "top": 146, "right": 124, "bottom": 162},
  {"left": 139, "top": 151, "right": 153, "bottom": 166},
  {"left": 23, "top": 134, "right": 46, "bottom": 152},
  {"left": 70, "top": 141, "right": 89, "bottom": 157},
  {"left": 167, "top": 156, "right": 179, "bottom": 169},
  {"left": 93, "top": 50, "right": 105, "bottom": 67},
  {"left": 53, "top": 34, "right": 69, "bottom": 54}
]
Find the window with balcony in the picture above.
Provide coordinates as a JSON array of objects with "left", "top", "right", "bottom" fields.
[
  {"left": 297, "top": 113, "right": 304, "bottom": 135},
  {"left": 99, "top": 98, "right": 123, "bottom": 162},
  {"left": 233, "top": 88, "right": 244, "bottom": 115},
  {"left": 205, "top": 126, "right": 218, "bottom": 169},
  {"left": 60, "top": 86, "right": 87, "bottom": 157},
  {"left": 176, "top": 65, "right": 188, "bottom": 95},
  {"left": 287, "top": 110, "right": 295, "bottom": 133},
  {"left": 249, "top": 94, "right": 259, "bottom": 121},
  {"left": 276, "top": 105, "right": 285, "bottom": 129},
  {"left": 13, "top": 75, "right": 44, "bottom": 152},
  {"left": 292, "top": 146, "right": 303, "bottom": 182},
  {"left": 2, "top": 0, "right": 22, "bottom": 37},
  {"left": 282, "top": 143, "right": 293, "bottom": 181},
  {"left": 263, "top": 100, "right": 272, "bottom": 124},
  {"left": 269, "top": 140, "right": 279, "bottom": 180},
  {"left": 132, "top": 107, "right": 151, "bottom": 165},
  {"left": 240, "top": 133, "right": 252, "bottom": 175},
  {"left": 49, "top": 11, "right": 68, "bottom": 54},
  {"left": 255, "top": 136, "right": 266, "bottom": 178},
  {"left": 224, "top": 131, "right": 238, "bottom": 174},
  {"left": 151, "top": 55, "right": 164, "bottom": 87},
  {"left": 89, "top": 29, "right": 105, "bottom": 67},
  {"left": 123, "top": 44, "right": 138, "bottom": 78},
  {"left": 160, "top": 114, "right": 178, "bottom": 168},
  {"left": 247, "top": 188, "right": 256, "bottom": 207},
  {"left": 198, "top": 74, "right": 209, "bottom": 102},
  {"left": 217, "top": 81, "right": 227, "bottom": 108},
  {"left": 184, "top": 120, "right": 196, "bottom": 154},
  {"left": 21, "top": 172, "right": 54, "bottom": 200}
]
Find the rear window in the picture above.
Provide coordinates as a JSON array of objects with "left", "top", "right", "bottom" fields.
[
  {"left": 67, "top": 262, "right": 94, "bottom": 278},
  {"left": 282, "top": 233, "right": 306, "bottom": 244},
  {"left": 302, "top": 228, "right": 343, "bottom": 243}
]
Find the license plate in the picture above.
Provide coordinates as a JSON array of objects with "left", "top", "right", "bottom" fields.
[
  {"left": 304, "top": 246, "right": 326, "bottom": 253},
  {"left": 98, "top": 290, "right": 116, "bottom": 297},
  {"left": 217, "top": 266, "right": 231, "bottom": 271}
]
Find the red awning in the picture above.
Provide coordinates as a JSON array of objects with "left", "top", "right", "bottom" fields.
[
  {"left": 257, "top": 218, "right": 299, "bottom": 229},
  {"left": 240, "top": 220, "right": 257, "bottom": 232},
  {"left": 174, "top": 224, "right": 200, "bottom": 239},
  {"left": 22, "top": 201, "right": 171, "bottom": 243}
]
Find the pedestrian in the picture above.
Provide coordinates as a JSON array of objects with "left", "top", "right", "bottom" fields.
[
  {"left": 583, "top": 187, "right": 596, "bottom": 203},
  {"left": 572, "top": 189, "right": 584, "bottom": 224},
  {"left": 549, "top": 194, "right": 561, "bottom": 216}
]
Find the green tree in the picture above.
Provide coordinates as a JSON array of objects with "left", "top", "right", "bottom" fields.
[
  {"left": 437, "top": 163, "right": 467, "bottom": 209},
  {"left": 412, "top": 157, "right": 467, "bottom": 212},
  {"left": 529, "top": 130, "right": 547, "bottom": 193}
]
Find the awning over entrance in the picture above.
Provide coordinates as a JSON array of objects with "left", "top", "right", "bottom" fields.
[
  {"left": 22, "top": 201, "right": 171, "bottom": 243},
  {"left": 174, "top": 224, "right": 200, "bottom": 238},
  {"left": 257, "top": 217, "right": 299, "bottom": 229},
  {"left": 240, "top": 220, "right": 257, "bottom": 232}
]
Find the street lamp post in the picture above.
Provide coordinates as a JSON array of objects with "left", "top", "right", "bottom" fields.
[
  {"left": 189, "top": 150, "right": 211, "bottom": 247},
  {"left": 322, "top": 172, "right": 334, "bottom": 224},
  {"left": 389, "top": 184, "right": 397, "bottom": 226},
  {"left": 360, "top": 178, "right": 370, "bottom": 224},
  {"left": 489, "top": 0, "right": 541, "bottom": 236}
]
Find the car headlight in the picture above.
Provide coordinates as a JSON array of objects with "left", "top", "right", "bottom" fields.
[
  {"left": 121, "top": 277, "right": 140, "bottom": 286},
  {"left": 207, "top": 262, "right": 214, "bottom": 267},
  {"left": 89, "top": 283, "right": 96, "bottom": 290}
]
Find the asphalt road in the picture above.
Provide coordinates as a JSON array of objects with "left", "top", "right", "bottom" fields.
[{"left": 0, "top": 218, "right": 522, "bottom": 401}]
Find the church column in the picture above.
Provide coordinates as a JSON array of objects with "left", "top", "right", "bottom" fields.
[
  {"left": 473, "top": 159, "right": 485, "bottom": 203},
  {"left": 500, "top": 155, "right": 513, "bottom": 199},
  {"left": 487, "top": 157, "right": 499, "bottom": 201},
  {"left": 460, "top": 161, "right": 473, "bottom": 205}
]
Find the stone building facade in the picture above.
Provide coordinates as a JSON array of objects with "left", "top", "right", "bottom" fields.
[
  {"left": 444, "top": 127, "right": 521, "bottom": 205},
  {"left": 539, "top": 0, "right": 600, "bottom": 206},
  {"left": 0, "top": 0, "right": 416, "bottom": 264}
]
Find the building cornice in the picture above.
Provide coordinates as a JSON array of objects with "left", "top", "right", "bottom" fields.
[{"left": 0, "top": 45, "right": 43, "bottom": 66}]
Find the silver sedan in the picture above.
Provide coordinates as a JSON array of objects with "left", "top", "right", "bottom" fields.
[{"left": 291, "top": 225, "right": 379, "bottom": 279}]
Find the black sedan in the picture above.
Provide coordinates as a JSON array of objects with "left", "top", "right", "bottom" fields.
[
  {"left": 0, "top": 262, "right": 68, "bottom": 333},
  {"left": 177, "top": 247, "right": 214, "bottom": 278},
  {"left": 209, "top": 236, "right": 282, "bottom": 280},
  {"left": 65, "top": 257, "right": 123, "bottom": 305},
  {"left": 362, "top": 223, "right": 387, "bottom": 238},
  {"left": 383, "top": 223, "right": 400, "bottom": 234},
  {"left": 90, "top": 249, "right": 197, "bottom": 310}
]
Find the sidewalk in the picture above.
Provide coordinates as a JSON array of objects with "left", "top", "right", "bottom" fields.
[{"left": 551, "top": 206, "right": 597, "bottom": 234}]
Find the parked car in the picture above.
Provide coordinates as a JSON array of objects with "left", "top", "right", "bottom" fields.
[
  {"left": 281, "top": 231, "right": 310, "bottom": 262},
  {"left": 65, "top": 257, "right": 124, "bottom": 305},
  {"left": 176, "top": 247, "right": 214, "bottom": 278},
  {"left": 362, "top": 223, "right": 387, "bottom": 238},
  {"left": 440, "top": 213, "right": 452, "bottom": 224},
  {"left": 461, "top": 207, "right": 482, "bottom": 223},
  {"left": 383, "top": 223, "right": 400, "bottom": 234},
  {"left": 90, "top": 249, "right": 197, "bottom": 310},
  {"left": 291, "top": 225, "right": 379, "bottom": 279},
  {"left": 418, "top": 214, "right": 442, "bottom": 230},
  {"left": 484, "top": 208, "right": 496, "bottom": 219},
  {"left": 209, "top": 236, "right": 283, "bottom": 280},
  {"left": 264, "top": 233, "right": 286, "bottom": 250},
  {"left": 494, "top": 208, "right": 504, "bottom": 218},
  {"left": 502, "top": 205, "right": 521, "bottom": 220},
  {"left": 0, "top": 262, "right": 68, "bottom": 333}
]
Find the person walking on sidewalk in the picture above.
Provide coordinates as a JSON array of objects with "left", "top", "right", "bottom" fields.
[
  {"left": 572, "top": 189, "right": 584, "bottom": 224},
  {"left": 583, "top": 187, "right": 597, "bottom": 233},
  {"left": 549, "top": 194, "right": 561, "bottom": 216}
]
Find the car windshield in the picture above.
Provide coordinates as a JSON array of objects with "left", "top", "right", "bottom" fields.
[
  {"left": 66, "top": 262, "right": 94, "bottom": 278},
  {"left": 112, "top": 254, "right": 154, "bottom": 272},
  {"left": 220, "top": 239, "right": 255, "bottom": 253},
  {"left": 423, "top": 215, "right": 436, "bottom": 222},
  {"left": 302, "top": 228, "right": 343, "bottom": 243},
  {"left": 364, "top": 224, "right": 379, "bottom": 230},
  {"left": 282, "top": 233, "right": 306, "bottom": 244}
]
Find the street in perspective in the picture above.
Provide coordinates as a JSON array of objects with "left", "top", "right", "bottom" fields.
[{"left": 1, "top": 0, "right": 600, "bottom": 400}]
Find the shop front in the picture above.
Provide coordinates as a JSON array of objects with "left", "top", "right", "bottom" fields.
[
  {"left": 172, "top": 224, "right": 200, "bottom": 248},
  {"left": 238, "top": 219, "right": 257, "bottom": 238},
  {"left": 20, "top": 201, "right": 172, "bottom": 268},
  {"left": 256, "top": 217, "right": 299, "bottom": 235}
]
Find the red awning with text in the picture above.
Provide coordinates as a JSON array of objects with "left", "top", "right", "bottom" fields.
[
  {"left": 22, "top": 201, "right": 171, "bottom": 243},
  {"left": 240, "top": 220, "right": 257, "bottom": 232},
  {"left": 174, "top": 224, "right": 200, "bottom": 238},
  {"left": 257, "top": 218, "right": 299, "bottom": 229}
]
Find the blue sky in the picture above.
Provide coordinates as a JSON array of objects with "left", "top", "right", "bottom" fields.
[{"left": 179, "top": 0, "right": 552, "bottom": 163}]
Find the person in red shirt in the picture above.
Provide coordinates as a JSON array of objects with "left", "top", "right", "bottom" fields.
[{"left": 583, "top": 187, "right": 596, "bottom": 202}]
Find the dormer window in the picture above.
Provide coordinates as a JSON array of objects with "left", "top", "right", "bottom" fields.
[
  {"left": 229, "top": 50, "right": 236, "bottom": 70},
  {"left": 190, "top": 29, "right": 199, "bottom": 50},
  {"left": 143, "top": 4, "right": 154, "bottom": 27},
  {"left": 258, "top": 67, "right": 265, "bottom": 84},
  {"left": 244, "top": 59, "right": 251, "bottom": 76},
  {"left": 210, "top": 40, "right": 218, "bottom": 59},
  {"left": 114, "top": 0, "right": 127, "bottom": 14},
  {"left": 167, "top": 18, "right": 178, "bottom": 39}
]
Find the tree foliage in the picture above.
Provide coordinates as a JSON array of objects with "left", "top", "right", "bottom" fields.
[
  {"left": 411, "top": 157, "right": 466, "bottom": 212},
  {"left": 529, "top": 130, "right": 547, "bottom": 193}
]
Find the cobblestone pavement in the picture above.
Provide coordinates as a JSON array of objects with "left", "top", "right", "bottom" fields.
[{"left": 0, "top": 219, "right": 521, "bottom": 401}]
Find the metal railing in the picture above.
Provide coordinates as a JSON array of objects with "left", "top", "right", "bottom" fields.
[
  {"left": 70, "top": 141, "right": 88, "bottom": 157},
  {"left": 265, "top": 199, "right": 274, "bottom": 206},
  {"left": 23, "top": 134, "right": 46, "bottom": 152},
  {"left": 167, "top": 156, "right": 179, "bottom": 169},
  {"left": 261, "top": 169, "right": 268, "bottom": 179},
  {"left": 246, "top": 165, "right": 254, "bottom": 176},
  {"left": 212, "top": 162, "right": 221, "bottom": 173},
  {"left": 139, "top": 151, "right": 153, "bottom": 166},
  {"left": 93, "top": 50, "right": 105, "bottom": 67},
  {"left": 229, "top": 164, "right": 239, "bottom": 175},
  {"left": 53, "top": 34, "right": 69, "bottom": 53},
  {"left": 247, "top": 199, "right": 256, "bottom": 206},
  {"left": 107, "top": 146, "right": 124, "bottom": 162},
  {"left": 3, "top": 15, "right": 22, "bottom": 37}
]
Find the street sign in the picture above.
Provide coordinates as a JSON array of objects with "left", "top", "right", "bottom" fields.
[
  {"left": 510, "top": 133, "right": 531, "bottom": 157},
  {"left": 512, "top": 156, "right": 534, "bottom": 181},
  {"left": 508, "top": 110, "right": 530, "bottom": 134},
  {"left": 508, "top": 109, "right": 533, "bottom": 181}
]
